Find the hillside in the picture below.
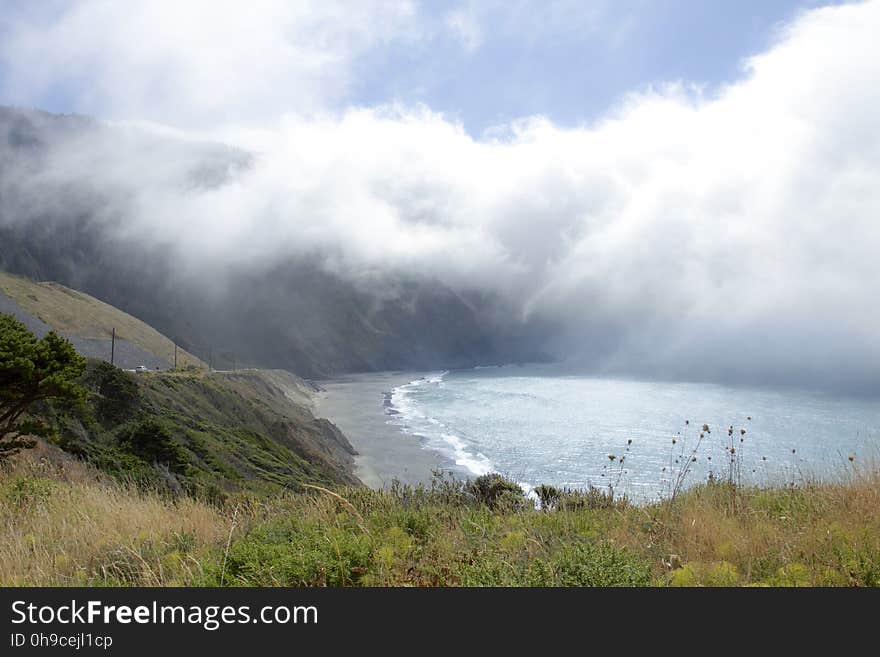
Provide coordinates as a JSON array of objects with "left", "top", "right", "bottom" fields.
[
  {"left": 42, "top": 361, "right": 360, "bottom": 496},
  {"left": 0, "top": 270, "right": 204, "bottom": 370},
  {"left": 0, "top": 270, "right": 362, "bottom": 493}
]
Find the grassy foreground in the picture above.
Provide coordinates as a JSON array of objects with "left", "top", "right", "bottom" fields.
[{"left": 2, "top": 448, "right": 878, "bottom": 587}]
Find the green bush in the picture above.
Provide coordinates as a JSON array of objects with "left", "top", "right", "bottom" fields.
[
  {"left": 0, "top": 313, "right": 86, "bottom": 460},
  {"left": 557, "top": 486, "right": 621, "bottom": 511},
  {"left": 395, "top": 508, "right": 436, "bottom": 542},
  {"left": 4, "top": 476, "right": 55, "bottom": 510},
  {"left": 219, "top": 519, "right": 373, "bottom": 586},
  {"left": 535, "top": 484, "right": 560, "bottom": 509},
  {"left": 117, "top": 418, "right": 188, "bottom": 472},
  {"left": 83, "top": 361, "right": 141, "bottom": 425},
  {"left": 467, "top": 473, "right": 525, "bottom": 509},
  {"left": 543, "top": 540, "right": 653, "bottom": 586},
  {"left": 771, "top": 563, "right": 812, "bottom": 587},
  {"left": 670, "top": 561, "right": 741, "bottom": 586}
]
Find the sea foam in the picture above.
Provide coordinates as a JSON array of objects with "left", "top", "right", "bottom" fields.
[{"left": 388, "top": 371, "right": 495, "bottom": 478}]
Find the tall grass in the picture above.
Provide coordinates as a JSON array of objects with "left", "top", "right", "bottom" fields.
[
  {"left": 2, "top": 445, "right": 878, "bottom": 586},
  {"left": 0, "top": 451, "right": 229, "bottom": 585}
]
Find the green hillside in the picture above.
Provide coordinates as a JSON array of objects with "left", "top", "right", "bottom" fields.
[{"left": 38, "top": 360, "right": 360, "bottom": 498}]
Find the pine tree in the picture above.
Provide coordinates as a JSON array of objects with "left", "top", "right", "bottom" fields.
[{"left": 0, "top": 313, "right": 86, "bottom": 460}]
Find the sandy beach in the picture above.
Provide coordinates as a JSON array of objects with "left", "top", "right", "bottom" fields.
[{"left": 312, "top": 371, "right": 445, "bottom": 488}]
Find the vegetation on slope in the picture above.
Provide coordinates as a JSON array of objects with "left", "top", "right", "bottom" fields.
[
  {"left": 0, "top": 313, "right": 86, "bottom": 459},
  {"left": 2, "top": 449, "right": 877, "bottom": 586},
  {"left": 37, "top": 360, "right": 360, "bottom": 499},
  {"left": 0, "top": 271, "right": 204, "bottom": 369},
  {"left": 2, "top": 293, "right": 877, "bottom": 588}
]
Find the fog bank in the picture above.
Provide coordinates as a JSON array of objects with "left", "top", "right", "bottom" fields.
[{"left": 2, "top": 2, "right": 880, "bottom": 392}]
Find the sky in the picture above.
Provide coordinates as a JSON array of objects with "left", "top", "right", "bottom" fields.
[
  {"left": 0, "top": 0, "right": 848, "bottom": 133},
  {"left": 1, "top": 0, "right": 879, "bottom": 391},
  {"left": 356, "top": 0, "right": 848, "bottom": 132}
]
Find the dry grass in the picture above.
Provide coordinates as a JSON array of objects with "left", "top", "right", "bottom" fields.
[
  {"left": 2, "top": 447, "right": 878, "bottom": 586},
  {"left": 0, "top": 450, "right": 229, "bottom": 585},
  {"left": 617, "top": 466, "right": 880, "bottom": 585},
  {"left": 0, "top": 271, "right": 204, "bottom": 368}
]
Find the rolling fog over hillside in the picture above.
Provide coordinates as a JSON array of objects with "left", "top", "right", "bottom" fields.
[
  {"left": 0, "top": 107, "right": 548, "bottom": 376},
  {"left": 1, "top": 2, "right": 880, "bottom": 392}
]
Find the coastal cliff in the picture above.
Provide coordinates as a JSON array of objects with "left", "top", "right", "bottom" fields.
[{"left": 1, "top": 269, "right": 363, "bottom": 493}]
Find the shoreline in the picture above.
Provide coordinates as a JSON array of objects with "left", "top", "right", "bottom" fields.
[{"left": 311, "top": 371, "right": 447, "bottom": 488}]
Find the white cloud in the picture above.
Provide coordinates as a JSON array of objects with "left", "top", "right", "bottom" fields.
[
  {"left": 0, "top": 0, "right": 420, "bottom": 127},
  {"left": 3, "top": 1, "right": 880, "bottom": 388}
]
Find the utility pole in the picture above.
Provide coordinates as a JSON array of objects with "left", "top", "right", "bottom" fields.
[{"left": 110, "top": 328, "right": 115, "bottom": 366}]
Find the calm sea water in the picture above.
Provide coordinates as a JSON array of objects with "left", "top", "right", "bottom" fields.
[{"left": 387, "top": 365, "right": 880, "bottom": 501}]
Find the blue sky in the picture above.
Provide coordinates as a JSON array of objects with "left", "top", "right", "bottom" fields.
[
  {"left": 350, "top": 1, "right": 846, "bottom": 133},
  {"left": 0, "top": 0, "right": 851, "bottom": 134}
]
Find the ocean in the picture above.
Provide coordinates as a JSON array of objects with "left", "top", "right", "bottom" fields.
[{"left": 317, "top": 364, "right": 880, "bottom": 501}]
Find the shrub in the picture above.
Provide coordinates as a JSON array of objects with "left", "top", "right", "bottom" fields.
[
  {"left": 83, "top": 361, "right": 140, "bottom": 425},
  {"left": 219, "top": 519, "right": 373, "bottom": 586},
  {"left": 771, "top": 563, "right": 812, "bottom": 587},
  {"left": 669, "top": 565, "right": 699, "bottom": 587},
  {"left": 557, "top": 486, "right": 623, "bottom": 511},
  {"left": 545, "top": 540, "right": 652, "bottom": 586},
  {"left": 669, "top": 561, "right": 740, "bottom": 586},
  {"left": 117, "top": 418, "right": 188, "bottom": 472},
  {"left": 467, "top": 473, "right": 525, "bottom": 509},
  {"left": 4, "top": 476, "right": 55, "bottom": 510},
  {"left": 535, "top": 484, "right": 560, "bottom": 509},
  {"left": 0, "top": 314, "right": 86, "bottom": 460}
]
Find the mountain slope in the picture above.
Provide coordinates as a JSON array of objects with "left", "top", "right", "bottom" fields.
[
  {"left": 0, "top": 270, "right": 204, "bottom": 370},
  {"left": 47, "top": 361, "right": 361, "bottom": 496},
  {"left": 0, "top": 270, "right": 362, "bottom": 492}
]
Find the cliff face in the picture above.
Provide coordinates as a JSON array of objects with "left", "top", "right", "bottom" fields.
[{"left": 0, "top": 106, "right": 549, "bottom": 378}]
